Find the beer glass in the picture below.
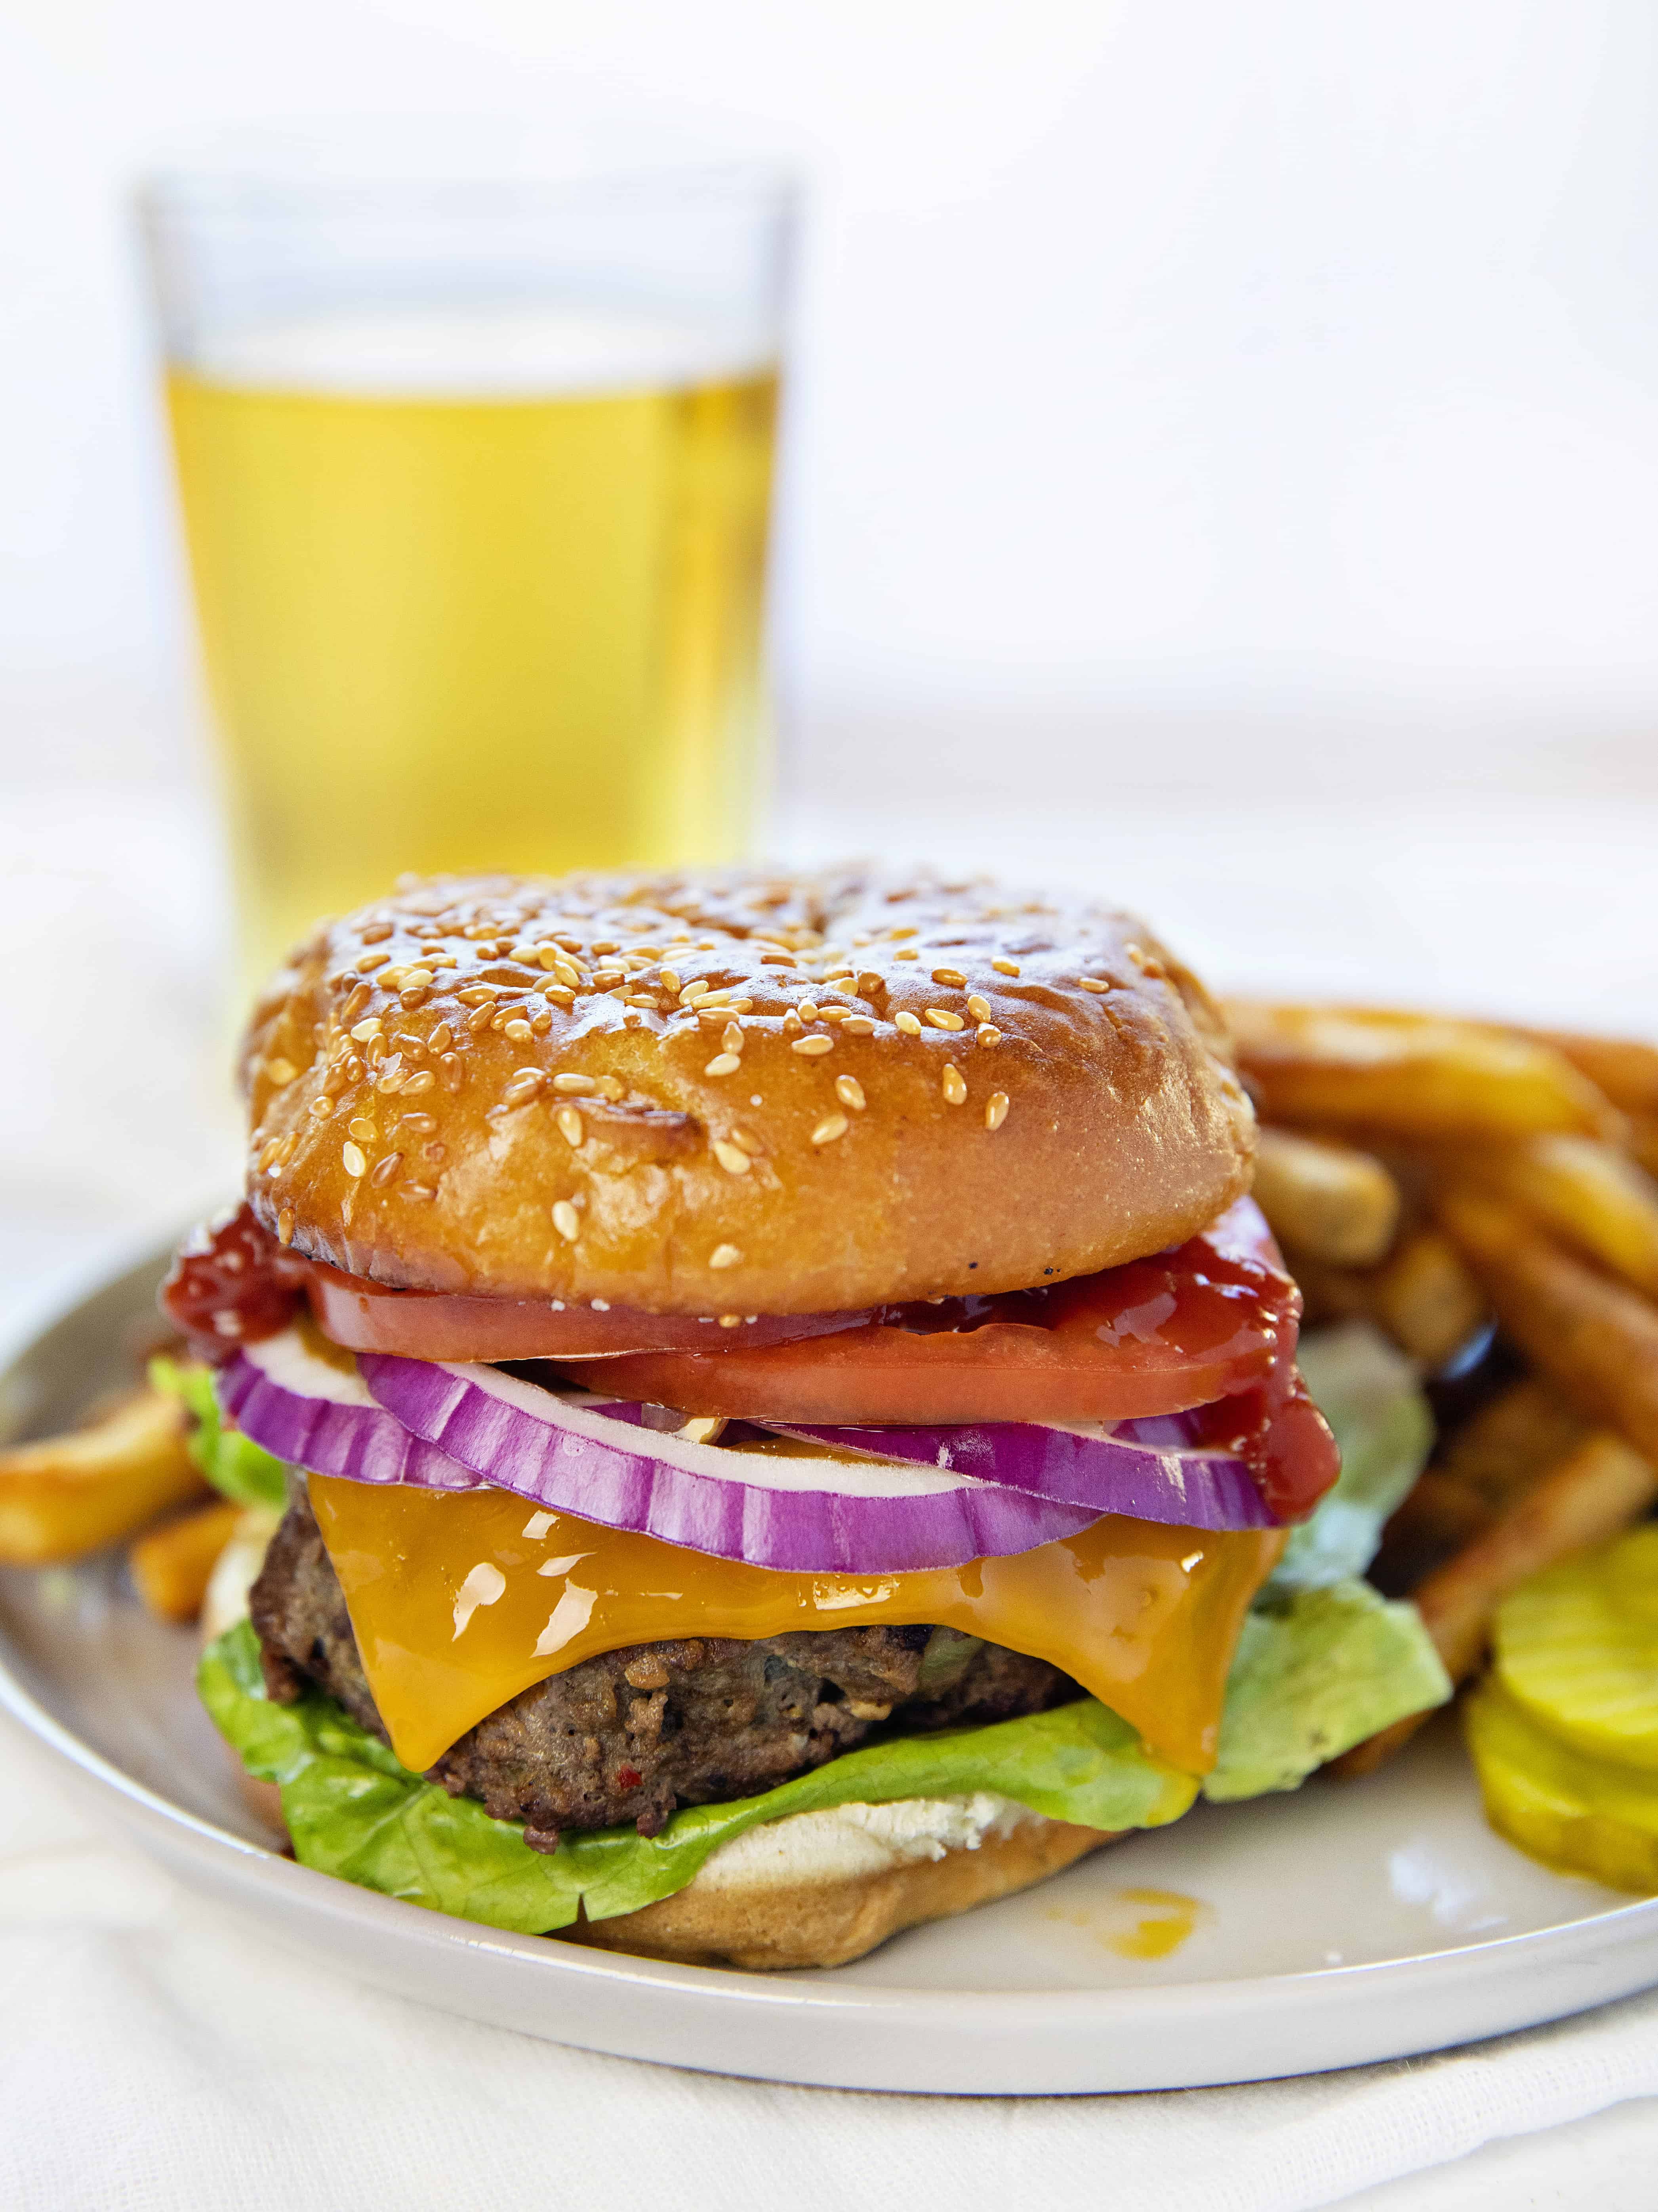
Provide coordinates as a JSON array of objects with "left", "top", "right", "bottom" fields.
[{"left": 141, "top": 149, "right": 795, "bottom": 986}]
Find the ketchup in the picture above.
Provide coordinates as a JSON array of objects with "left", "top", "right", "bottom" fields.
[{"left": 161, "top": 1207, "right": 307, "bottom": 1356}]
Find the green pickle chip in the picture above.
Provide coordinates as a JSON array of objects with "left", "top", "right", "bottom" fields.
[{"left": 1493, "top": 1524, "right": 1658, "bottom": 1774}]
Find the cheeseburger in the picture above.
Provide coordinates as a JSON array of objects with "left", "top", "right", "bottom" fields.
[{"left": 166, "top": 868, "right": 1447, "bottom": 1968}]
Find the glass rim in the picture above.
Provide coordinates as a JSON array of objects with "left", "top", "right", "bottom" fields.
[{"left": 137, "top": 154, "right": 801, "bottom": 228}]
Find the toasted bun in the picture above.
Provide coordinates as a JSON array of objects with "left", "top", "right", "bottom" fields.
[
  {"left": 241, "top": 867, "right": 1253, "bottom": 1313},
  {"left": 564, "top": 1800, "right": 1115, "bottom": 1970}
]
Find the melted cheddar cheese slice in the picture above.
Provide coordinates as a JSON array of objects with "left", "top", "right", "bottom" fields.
[{"left": 310, "top": 1473, "right": 1284, "bottom": 1777}]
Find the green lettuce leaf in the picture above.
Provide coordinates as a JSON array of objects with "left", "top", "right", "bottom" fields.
[
  {"left": 149, "top": 1355, "right": 290, "bottom": 1510},
  {"left": 1267, "top": 1321, "right": 1434, "bottom": 1597},
  {"left": 200, "top": 1575, "right": 1450, "bottom": 1935},
  {"left": 1205, "top": 1581, "right": 1452, "bottom": 1801}
]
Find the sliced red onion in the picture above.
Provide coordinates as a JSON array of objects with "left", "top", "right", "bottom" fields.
[
  {"left": 217, "top": 1331, "right": 481, "bottom": 1491},
  {"left": 756, "top": 1411, "right": 1275, "bottom": 1531},
  {"left": 358, "top": 1352, "right": 1098, "bottom": 1572}
]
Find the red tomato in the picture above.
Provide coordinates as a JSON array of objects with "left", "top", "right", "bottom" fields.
[{"left": 560, "top": 1200, "right": 1304, "bottom": 1428}]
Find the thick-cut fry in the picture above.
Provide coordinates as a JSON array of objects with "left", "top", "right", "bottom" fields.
[
  {"left": 1631, "top": 1114, "right": 1658, "bottom": 1184},
  {"left": 0, "top": 1388, "right": 208, "bottom": 1566},
  {"left": 128, "top": 1499, "right": 242, "bottom": 1624},
  {"left": 1333, "top": 1432, "right": 1658, "bottom": 1776},
  {"left": 1226, "top": 1003, "right": 1621, "bottom": 1140},
  {"left": 1456, "top": 1134, "right": 1658, "bottom": 1299},
  {"left": 1520, "top": 1030, "right": 1658, "bottom": 1117},
  {"left": 1438, "top": 1187, "right": 1658, "bottom": 1465},
  {"left": 1368, "top": 1228, "right": 1489, "bottom": 1368},
  {"left": 1251, "top": 1128, "right": 1401, "bottom": 1266}
]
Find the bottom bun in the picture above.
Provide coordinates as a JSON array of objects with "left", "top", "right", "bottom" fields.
[
  {"left": 236, "top": 1771, "right": 1116, "bottom": 1970},
  {"left": 565, "top": 1794, "right": 1118, "bottom": 1971}
]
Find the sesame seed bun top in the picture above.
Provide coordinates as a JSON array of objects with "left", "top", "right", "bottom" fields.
[{"left": 238, "top": 866, "right": 1256, "bottom": 1313}]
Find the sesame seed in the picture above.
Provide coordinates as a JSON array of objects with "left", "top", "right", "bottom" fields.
[
  {"left": 591, "top": 940, "right": 619, "bottom": 955},
  {"left": 857, "top": 971, "right": 884, "bottom": 997},
  {"left": 439, "top": 1055, "right": 464, "bottom": 1090},
  {"left": 991, "top": 958, "right": 1020, "bottom": 976},
  {"left": 834, "top": 1074, "right": 866, "bottom": 1111},
  {"left": 713, "top": 1139, "right": 752, "bottom": 1175},
  {"left": 977, "top": 1023, "right": 1002, "bottom": 1047},
  {"left": 894, "top": 948, "right": 919, "bottom": 961},
  {"left": 360, "top": 922, "right": 394, "bottom": 944},
  {"left": 399, "top": 1112, "right": 437, "bottom": 1135},
  {"left": 257, "top": 1138, "right": 282, "bottom": 1171},
  {"left": 349, "top": 1018, "right": 382, "bottom": 1043},
  {"left": 530, "top": 1009, "right": 553, "bottom": 1035},
  {"left": 399, "top": 988, "right": 429, "bottom": 1010},
  {"left": 1079, "top": 977, "right": 1110, "bottom": 993},
  {"left": 276, "top": 1208, "right": 295, "bottom": 1244},
  {"left": 966, "top": 994, "right": 991, "bottom": 1022},
  {"left": 504, "top": 1018, "right": 534, "bottom": 1041},
  {"left": 265, "top": 1057, "right": 297, "bottom": 1087},
  {"left": 819, "top": 1005, "right": 849, "bottom": 1023},
  {"left": 709, "top": 1243, "right": 743, "bottom": 1270},
  {"left": 792, "top": 1034, "right": 833, "bottom": 1056},
  {"left": 552, "top": 1200, "right": 580, "bottom": 1241},
  {"left": 985, "top": 1091, "right": 1011, "bottom": 1129},
  {"left": 812, "top": 1112, "right": 850, "bottom": 1144},
  {"left": 731, "top": 1126, "right": 764, "bottom": 1154},
  {"left": 931, "top": 967, "right": 966, "bottom": 988},
  {"left": 357, "top": 951, "right": 391, "bottom": 972},
  {"left": 797, "top": 1000, "right": 819, "bottom": 1021},
  {"left": 400, "top": 1070, "right": 436, "bottom": 1096},
  {"left": 555, "top": 1106, "right": 585, "bottom": 1146},
  {"left": 895, "top": 1011, "right": 923, "bottom": 1036},
  {"left": 721, "top": 1022, "right": 743, "bottom": 1053},
  {"left": 843, "top": 1015, "right": 876, "bottom": 1036},
  {"left": 659, "top": 968, "right": 681, "bottom": 994},
  {"left": 348, "top": 1117, "right": 376, "bottom": 1140},
  {"left": 540, "top": 984, "right": 575, "bottom": 1006},
  {"left": 403, "top": 969, "right": 434, "bottom": 989},
  {"left": 466, "top": 1005, "right": 495, "bottom": 1033},
  {"left": 941, "top": 1064, "right": 967, "bottom": 1105},
  {"left": 704, "top": 1052, "right": 741, "bottom": 1076},
  {"left": 307, "top": 1096, "right": 334, "bottom": 1119},
  {"left": 342, "top": 1142, "right": 367, "bottom": 1177},
  {"left": 370, "top": 1151, "right": 403, "bottom": 1188},
  {"left": 404, "top": 1182, "right": 437, "bottom": 1202},
  {"left": 718, "top": 1313, "right": 743, "bottom": 1328},
  {"left": 625, "top": 993, "right": 660, "bottom": 1009},
  {"left": 924, "top": 1008, "right": 965, "bottom": 1031},
  {"left": 457, "top": 987, "right": 498, "bottom": 1006},
  {"left": 680, "top": 982, "right": 708, "bottom": 1005},
  {"left": 343, "top": 983, "right": 373, "bottom": 1022},
  {"left": 889, "top": 926, "right": 919, "bottom": 941},
  {"left": 594, "top": 1075, "right": 625, "bottom": 1102},
  {"left": 553, "top": 1073, "right": 596, "bottom": 1094}
]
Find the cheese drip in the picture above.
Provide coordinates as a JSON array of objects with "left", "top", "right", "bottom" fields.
[{"left": 310, "top": 1474, "right": 1283, "bottom": 1777}]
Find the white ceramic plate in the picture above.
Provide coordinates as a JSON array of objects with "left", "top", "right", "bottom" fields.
[{"left": 3, "top": 1246, "right": 1656, "bottom": 2096}]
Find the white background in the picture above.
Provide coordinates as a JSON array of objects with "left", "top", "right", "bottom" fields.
[{"left": 5, "top": 0, "right": 1658, "bottom": 787}]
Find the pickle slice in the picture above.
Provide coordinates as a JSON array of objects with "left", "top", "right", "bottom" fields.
[
  {"left": 1493, "top": 1525, "right": 1658, "bottom": 1772},
  {"left": 1465, "top": 1676, "right": 1658, "bottom": 1893}
]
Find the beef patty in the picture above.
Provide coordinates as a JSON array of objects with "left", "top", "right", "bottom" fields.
[{"left": 251, "top": 1492, "right": 1079, "bottom": 1848}]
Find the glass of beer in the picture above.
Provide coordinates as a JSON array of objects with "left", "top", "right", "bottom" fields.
[{"left": 141, "top": 147, "right": 794, "bottom": 986}]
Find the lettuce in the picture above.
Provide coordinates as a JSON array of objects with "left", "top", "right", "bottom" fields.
[
  {"left": 200, "top": 1581, "right": 1448, "bottom": 1936},
  {"left": 149, "top": 1356, "right": 290, "bottom": 1510},
  {"left": 1267, "top": 1321, "right": 1434, "bottom": 1597}
]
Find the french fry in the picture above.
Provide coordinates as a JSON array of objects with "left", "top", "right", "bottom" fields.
[
  {"left": 1368, "top": 1228, "right": 1490, "bottom": 1367},
  {"left": 1333, "top": 1431, "right": 1657, "bottom": 1776},
  {"left": 0, "top": 1387, "right": 208, "bottom": 1566},
  {"left": 128, "top": 1499, "right": 242, "bottom": 1624},
  {"left": 1429, "top": 1376, "right": 1589, "bottom": 1513},
  {"left": 1226, "top": 1002, "right": 1622, "bottom": 1141},
  {"left": 1456, "top": 1134, "right": 1658, "bottom": 1299},
  {"left": 1251, "top": 1128, "right": 1401, "bottom": 1266},
  {"left": 1437, "top": 1186, "right": 1658, "bottom": 1463},
  {"left": 1631, "top": 1114, "right": 1658, "bottom": 1184},
  {"left": 1518, "top": 1030, "right": 1658, "bottom": 1118}
]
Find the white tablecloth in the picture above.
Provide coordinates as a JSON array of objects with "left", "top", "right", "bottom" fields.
[{"left": 3, "top": 744, "right": 1657, "bottom": 2208}]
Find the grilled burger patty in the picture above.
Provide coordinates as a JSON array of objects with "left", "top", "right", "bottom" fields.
[{"left": 250, "top": 1493, "right": 1079, "bottom": 1848}]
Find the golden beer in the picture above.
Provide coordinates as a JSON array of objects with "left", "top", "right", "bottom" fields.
[{"left": 165, "top": 307, "right": 778, "bottom": 985}]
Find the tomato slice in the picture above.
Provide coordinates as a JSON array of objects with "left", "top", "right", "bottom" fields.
[{"left": 559, "top": 1200, "right": 1302, "bottom": 1429}]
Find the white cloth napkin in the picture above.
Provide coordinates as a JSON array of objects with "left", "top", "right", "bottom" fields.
[{"left": 1, "top": 1736, "right": 1656, "bottom": 2212}]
